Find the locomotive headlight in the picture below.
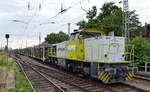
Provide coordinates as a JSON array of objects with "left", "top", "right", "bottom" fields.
[
  {"left": 104, "top": 54, "right": 108, "bottom": 61},
  {"left": 104, "top": 54, "right": 107, "bottom": 57}
]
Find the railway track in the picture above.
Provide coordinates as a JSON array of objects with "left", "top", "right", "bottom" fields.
[
  {"left": 16, "top": 58, "right": 66, "bottom": 92},
  {"left": 13, "top": 55, "right": 150, "bottom": 92},
  {"left": 134, "top": 73, "right": 150, "bottom": 82},
  {"left": 122, "top": 73, "right": 150, "bottom": 92},
  {"left": 16, "top": 56, "right": 114, "bottom": 92}
]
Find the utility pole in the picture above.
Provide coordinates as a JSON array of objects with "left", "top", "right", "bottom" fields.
[
  {"left": 68, "top": 23, "right": 71, "bottom": 36},
  {"left": 21, "top": 41, "right": 23, "bottom": 49},
  {"left": 1, "top": 42, "right": 2, "bottom": 51},
  {"left": 26, "top": 41, "right": 28, "bottom": 48},
  {"left": 39, "top": 32, "right": 41, "bottom": 46},
  {"left": 123, "top": 0, "right": 129, "bottom": 39}
]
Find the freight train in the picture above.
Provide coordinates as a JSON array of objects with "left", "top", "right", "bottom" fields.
[{"left": 15, "top": 28, "right": 136, "bottom": 84}]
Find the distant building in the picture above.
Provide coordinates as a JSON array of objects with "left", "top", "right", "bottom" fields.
[{"left": 144, "top": 23, "right": 150, "bottom": 42}]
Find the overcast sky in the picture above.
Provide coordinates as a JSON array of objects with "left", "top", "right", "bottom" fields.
[{"left": 0, "top": 0, "right": 150, "bottom": 49}]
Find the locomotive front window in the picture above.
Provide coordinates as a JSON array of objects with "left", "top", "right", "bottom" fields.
[
  {"left": 69, "top": 34, "right": 76, "bottom": 41},
  {"left": 69, "top": 32, "right": 80, "bottom": 41},
  {"left": 79, "top": 32, "right": 101, "bottom": 39}
]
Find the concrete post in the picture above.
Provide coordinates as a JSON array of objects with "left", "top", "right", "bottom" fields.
[{"left": 145, "top": 62, "right": 147, "bottom": 72}]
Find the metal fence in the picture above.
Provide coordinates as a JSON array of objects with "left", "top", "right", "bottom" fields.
[{"left": 138, "top": 62, "right": 150, "bottom": 72}]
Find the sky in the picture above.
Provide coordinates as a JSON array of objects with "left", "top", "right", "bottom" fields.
[{"left": 0, "top": 0, "right": 150, "bottom": 49}]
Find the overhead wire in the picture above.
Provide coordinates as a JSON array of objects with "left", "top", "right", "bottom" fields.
[
  {"left": 38, "top": 0, "right": 91, "bottom": 34},
  {"left": 23, "top": 0, "right": 44, "bottom": 32},
  {"left": 40, "top": 0, "right": 90, "bottom": 24},
  {"left": 10, "top": 0, "right": 44, "bottom": 48},
  {"left": 39, "top": 12, "right": 86, "bottom": 34},
  {"left": 52, "top": 0, "right": 91, "bottom": 31},
  {"left": 54, "top": 13, "right": 86, "bottom": 31},
  {"left": 21, "top": 0, "right": 90, "bottom": 40},
  {"left": 13, "top": 0, "right": 31, "bottom": 38},
  {"left": 21, "top": 0, "right": 35, "bottom": 32}
]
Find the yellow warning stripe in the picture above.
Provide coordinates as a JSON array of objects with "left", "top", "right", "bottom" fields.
[
  {"left": 98, "top": 72, "right": 105, "bottom": 79},
  {"left": 98, "top": 72, "right": 102, "bottom": 79},
  {"left": 125, "top": 77, "right": 128, "bottom": 80},
  {"left": 98, "top": 73, "right": 102, "bottom": 79},
  {"left": 102, "top": 72, "right": 109, "bottom": 82},
  {"left": 105, "top": 76, "right": 110, "bottom": 83},
  {"left": 127, "top": 72, "right": 131, "bottom": 78},
  {"left": 125, "top": 73, "right": 129, "bottom": 80},
  {"left": 100, "top": 72, "right": 107, "bottom": 80},
  {"left": 98, "top": 74, "right": 101, "bottom": 79},
  {"left": 127, "top": 74, "right": 132, "bottom": 80},
  {"left": 125, "top": 72, "right": 134, "bottom": 80},
  {"left": 128, "top": 72, "right": 133, "bottom": 77},
  {"left": 131, "top": 72, "right": 135, "bottom": 77},
  {"left": 98, "top": 72, "right": 110, "bottom": 83},
  {"left": 103, "top": 73, "right": 110, "bottom": 83},
  {"left": 101, "top": 72, "right": 109, "bottom": 82},
  {"left": 128, "top": 72, "right": 131, "bottom": 80},
  {"left": 98, "top": 72, "right": 100, "bottom": 75}
]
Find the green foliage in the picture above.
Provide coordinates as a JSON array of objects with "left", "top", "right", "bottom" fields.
[
  {"left": 128, "top": 37, "right": 150, "bottom": 66},
  {"left": 86, "top": 6, "right": 97, "bottom": 20},
  {"left": 77, "top": 2, "right": 146, "bottom": 37},
  {"left": 0, "top": 52, "right": 35, "bottom": 92},
  {"left": 45, "top": 31, "right": 69, "bottom": 44},
  {"left": 130, "top": 26, "right": 148, "bottom": 38},
  {"left": 0, "top": 52, "right": 15, "bottom": 67}
]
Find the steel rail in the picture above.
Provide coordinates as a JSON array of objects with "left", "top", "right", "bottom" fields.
[
  {"left": 26, "top": 58, "right": 150, "bottom": 92},
  {"left": 22, "top": 59, "right": 117, "bottom": 92},
  {"left": 16, "top": 55, "right": 150, "bottom": 92},
  {"left": 134, "top": 75, "right": 150, "bottom": 82},
  {"left": 16, "top": 60, "right": 36, "bottom": 92},
  {"left": 121, "top": 81, "right": 150, "bottom": 92},
  {"left": 19, "top": 59, "right": 66, "bottom": 92}
]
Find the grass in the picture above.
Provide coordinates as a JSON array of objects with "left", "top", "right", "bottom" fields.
[
  {"left": 0, "top": 52, "right": 38, "bottom": 92},
  {"left": 0, "top": 52, "right": 15, "bottom": 67},
  {"left": 8, "top": 70, "right": 33, "bottom": 92}
]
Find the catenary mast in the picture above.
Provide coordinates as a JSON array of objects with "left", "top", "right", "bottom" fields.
[{"left": 123, "top": 0, "right": 129, "bottom": 38}]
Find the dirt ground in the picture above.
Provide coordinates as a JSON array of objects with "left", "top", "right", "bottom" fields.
[{"left": 0, "top": 67, "right": 15, "bottom": 92}]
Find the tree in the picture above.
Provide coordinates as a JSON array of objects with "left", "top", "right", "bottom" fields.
[
  {"left": 77, "top": 2, "right": 145, "bottom": 36},
  {"left": 45, "top": 31, "right": 69, "bottom": 44},
  {"left": 77, "top": 6, "right": 98, "bottom": 29},
  {"left": 86, "top": 6, "right": 97, "bottom": 20},
  {"left": 128, "top": 37, "right": 150, "bottom": 66}
]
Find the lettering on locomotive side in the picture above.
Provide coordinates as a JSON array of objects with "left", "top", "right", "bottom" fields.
[
  {"left": 58, "top": 48, "right": 66, "bottom": 51},
  {"left": 67, "top": 45, "right": 76, "bottom": 50}
]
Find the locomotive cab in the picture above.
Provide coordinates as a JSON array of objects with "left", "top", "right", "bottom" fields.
[{"left": 69, "top": 28, "right": 105, "bottom": 41}]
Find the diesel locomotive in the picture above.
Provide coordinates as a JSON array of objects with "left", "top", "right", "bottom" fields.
[{"left": 16, "top": 28, "right": 135, "bottom": 83}]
